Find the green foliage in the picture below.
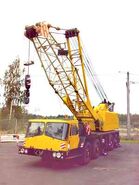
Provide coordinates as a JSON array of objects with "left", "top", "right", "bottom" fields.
[
  {"left": 0, "top": 109, "right": 139, "bottom": 133},
  {"left": 0, "top": 58, "right": 27, "bottom": 132},
  {"left": 0, "top": 107, "right": 9, "bottom": 119},
  {"left": 119, "top": 114, "right": 127, "bottom": 124},
  {"left": 48, "top": 114, "right": 73, "bottom": 119},
  {"left": 3, "top": 58, "right": 25, "bottom": 110}
]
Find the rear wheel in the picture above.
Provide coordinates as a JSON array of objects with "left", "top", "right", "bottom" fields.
[
  {"left": 108, "top": 134, "right": 114, "bottom": 151},
  {"left": 113, "top": 132, "right": 120, "bottom": 148}
]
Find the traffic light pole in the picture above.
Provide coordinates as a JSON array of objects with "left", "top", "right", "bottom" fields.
[{"left": 126, "top": 71, "right": 131, "bottom": 139}]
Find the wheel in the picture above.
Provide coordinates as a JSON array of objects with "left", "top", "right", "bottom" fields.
[
  {"left": 92, "top": 139, "right": 100, "bottom": 159},
  {"left": 101, "top": 136, "right": 108, "bottom": 156},
  {"left": 108, "top": 134, "right": 114, "bottom": 151},
  {"left": 79, "top": 142, "right": 91, "bottom": 165},
  {"left": 113, "top": 132, "right": 120, "bottom": 148}
]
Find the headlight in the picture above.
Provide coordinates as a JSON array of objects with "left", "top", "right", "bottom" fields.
[
  {"left": 52, "top": 152, "right": 57, "bottom": 158},
  {"left": 24, "top": 149, "right": 28, "bottom": 154},
  {"left": 52, "top": 152, "right": 63, "bottom": 158},
  {"left": 56, "top": 152, "right": 61, "bottom": 158},
  {"left": 20, "top": 148, "right": 24, "bottom": 154}
]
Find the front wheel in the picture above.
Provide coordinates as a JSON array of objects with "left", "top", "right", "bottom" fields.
[
  {"left": 79, "top": 142, "right": 91, "bottom": 165},
  {"left": 92, "top": 139, "right": 100, "bottom": 159}
]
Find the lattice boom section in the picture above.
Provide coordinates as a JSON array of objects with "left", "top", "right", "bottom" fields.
[{"left": 32, "top": 32, "right": 91, "bottom": 115}]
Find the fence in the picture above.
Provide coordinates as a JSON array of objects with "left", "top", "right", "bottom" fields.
[{"left": 0, "top": 118, "right": 28, "bottom": 134}]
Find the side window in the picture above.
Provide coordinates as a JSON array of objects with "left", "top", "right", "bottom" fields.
[{"left": 70, "top": 125, "right": 79, "bottom": 136}]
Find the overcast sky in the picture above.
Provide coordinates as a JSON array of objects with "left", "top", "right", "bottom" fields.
[{"left": 0, "top": 0, "right": 139, "bottom": 116}]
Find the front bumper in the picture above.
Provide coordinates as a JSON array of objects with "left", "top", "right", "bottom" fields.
[{"left": 18, "top": 146, "right": 82, "bottom": 160}]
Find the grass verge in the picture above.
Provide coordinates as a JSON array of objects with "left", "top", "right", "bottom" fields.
[{"left": 121, "top": 139, "right": 139, "bottom": 144}]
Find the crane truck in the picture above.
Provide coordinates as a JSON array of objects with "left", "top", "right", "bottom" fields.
[{"left": 18, "top": 22, "right": 120, "bottom": 165}]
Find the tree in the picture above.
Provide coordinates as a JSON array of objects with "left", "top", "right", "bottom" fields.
[
  {"left": 3, "top": 58, "right": 25, "bottom": 115},
  {"left": 0, "top": 77, "right": 3, "bottom": 107}
]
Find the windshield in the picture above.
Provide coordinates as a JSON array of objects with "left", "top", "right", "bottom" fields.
[
  {"left": 26, "top": 122, "right": 44, "bottom": 137},
  {"left": 45, "top": 122, "right": 69, "bottom": 140}
]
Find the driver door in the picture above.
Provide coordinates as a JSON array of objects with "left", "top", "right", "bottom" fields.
[{"left": 69, "top": 124, "right": 79, "bottom": 150}]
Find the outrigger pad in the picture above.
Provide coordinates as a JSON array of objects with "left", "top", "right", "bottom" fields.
[{"left": 24, "top": 26, "right": 38, "bottom": 40}]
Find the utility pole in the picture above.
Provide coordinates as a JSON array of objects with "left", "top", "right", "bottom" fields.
[{"left": 126, "top": 71, "right": 131, "bottom": 139}]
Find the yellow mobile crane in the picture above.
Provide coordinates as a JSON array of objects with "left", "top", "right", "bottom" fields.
[{"left": 18, "top": 22, "right": 120, "bottom": 165}]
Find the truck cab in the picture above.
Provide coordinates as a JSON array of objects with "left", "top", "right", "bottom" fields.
[{"left": 19, "top": 119, "right": 83, "bottom": 161}]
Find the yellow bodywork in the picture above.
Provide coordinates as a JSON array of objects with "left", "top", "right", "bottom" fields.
[
  {"left": 25, "top": 135, "right": 68, "bottom": 151},
  {"left": 24, "top": 110, "right": 119, "bottom": 153},
  {"left": 94, "top": 103, "right": 119, "bottom": 131},
  {"left": 24, "top": 119, "right": 79, "bottom": 152},
  {"left": 100, "top": 111, "right": 119, "bottom": 131}
]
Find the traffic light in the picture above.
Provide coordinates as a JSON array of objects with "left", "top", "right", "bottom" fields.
[
  {"left": 24, "top": 75, "right": 31, "bottom": 104},
  {"left": 24, "top": 96, "right": 29, "bottom": 104},
  {"left": 23, "top": 89, "right": 30, "bottom": 104},
  {"left": 25, "top": 74, "right": 31, "bottom": 90},
  {"left": 25, "top": 89, "right": 30, "bottom": 97}
]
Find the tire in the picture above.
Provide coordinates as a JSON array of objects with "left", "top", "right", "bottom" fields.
[
  {"left": 113, "top": 133, "right": 120, "bottom": 148},
  {"left": 108, "top": 134, "right": 114, "bottom": 151},
  {"left": 79, "top": 142, "right": 91, "bottom": 165},
  {"left": 101, "top": 136, "right": 108, "bottom": 156},
  {"left": 92, "top": 139, "right": 100, "bottom": 159}
]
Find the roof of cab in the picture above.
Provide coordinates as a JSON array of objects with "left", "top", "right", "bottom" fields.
[{"left": 28, "top": 118, "right": 78, "bottom": 125}]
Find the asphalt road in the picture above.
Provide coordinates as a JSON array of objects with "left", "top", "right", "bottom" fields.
[{"left": 0, "top": 142, "right": 139, "bottom": 185}]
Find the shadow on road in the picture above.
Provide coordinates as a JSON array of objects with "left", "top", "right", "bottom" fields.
[{"left": 27, "top": 159, "right": 83, "bottom": 171}]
